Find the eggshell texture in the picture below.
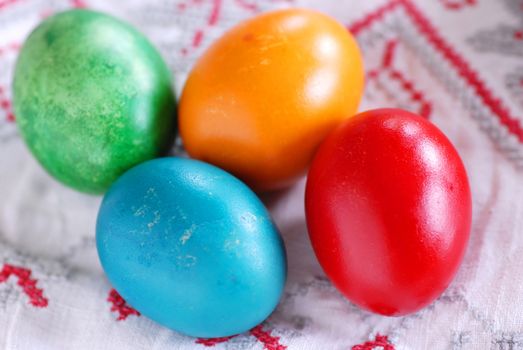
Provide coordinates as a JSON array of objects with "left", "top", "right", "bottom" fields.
[
  {"left": 305, "top": 108, "right": 472, "bottom": 316},
  {"left": 96, "top": 158, "right": 287, "bottom": 337},
  {"left": 179, "top": 8, "right": 364, "bottom": 191},
  {"left": 13, "top": 9, "right": 176, "bottom": 194}
]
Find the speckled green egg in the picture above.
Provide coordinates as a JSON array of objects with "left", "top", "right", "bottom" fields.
[{"left": 13, "top": 9, "right": 176, "bottom": 194}]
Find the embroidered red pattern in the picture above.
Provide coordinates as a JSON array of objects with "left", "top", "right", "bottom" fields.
[
  {"left": 70, "top": 0, "right": 87, "bottom": 8},
  {"left": 249, "top": 325, "right": 287, "bottom": 350},
  {"left": 196, "top": 324, "right": 287, "bottom": 349},
  {"left": 234, "top": 0, "right": 258, "bottom": 12},
  {"left": 178, "top": 0, "right": 223, "bottom": 55},
  {"left": 350, "top": 0, "right": 523, "bottom": 143},
  {"left": 0, "top": 86, "right": 14, "bottom": 122},
  {"left": 107, "top": 288, "right": 141, "bottom": 321},
  {"left": 178, "top": 0, "right": 292, "bottom": 55},
  {"left": 0, "top": 0, "right": 21, "bottom": 12},
  {"left": 440, "top": 0, "right": 476, "bottom": 11},
  {"left": 352, "top": 334, "right": 395, "bottom": 350},
  {"left": 401, "top": 0, "right": 523, "bottom": 143},
  {"left": 0, "top": 42, "right": 20, "bottom": 122},
  {"left": 0, "top": 263, "right": 48, "bottom": 307},
  {"left": 367, "top": 39, "right": 432, "bottom": 119},
  {"left": 349, "top": 0, "right": 401, "bottom": 36},
  {"left": 0, "top": 41, "right": 19, "bottom": 56},
  {"left": 106, "top": 288, "right": 287, "bottom": 347},
  {"left": 195, "top": 335, "right": 237, "bottom": 346}
]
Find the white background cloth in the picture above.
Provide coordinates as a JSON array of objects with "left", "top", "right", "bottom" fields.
[{"left": 1, "top": 0, "right": 522, "bottom": 349}]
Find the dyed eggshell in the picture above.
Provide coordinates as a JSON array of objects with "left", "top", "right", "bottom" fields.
[
  {"left": 305, "top": 109, "right": 472, "bottom": 316},
  {"left": 96, "top": 158, "right": 287, "bottom": 337},
  {"left": 13, "top": 9, "right": 176, "bottom": 194},
  {"left": 179, "top": 8, "right": 364, "bottom": 191}
]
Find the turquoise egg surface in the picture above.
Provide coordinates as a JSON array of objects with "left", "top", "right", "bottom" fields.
[{"left": 96, "top": 158, "right": 287, "bottom": 337}]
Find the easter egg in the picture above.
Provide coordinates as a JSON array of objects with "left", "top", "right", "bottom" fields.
[
  {"left": 305, "top": 109, "right": 472, "bottom": 316},
  {"left": 96, "top": 157, "right": 287, "bottom": 337},
  {"left": 179, "top": 8, "right": 364, "bottom": 191},
  {"left": 13, "top": 9, "right": 176, "bottom": 194}
]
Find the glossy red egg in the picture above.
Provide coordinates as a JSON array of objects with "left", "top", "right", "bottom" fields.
[{"left": 305, "top": 108, "right": 472, "bottom": 316}]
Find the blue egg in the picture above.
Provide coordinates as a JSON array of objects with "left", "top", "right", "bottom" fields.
[{"left": 96, "top": 157, "right": 287, "bottom": 338}]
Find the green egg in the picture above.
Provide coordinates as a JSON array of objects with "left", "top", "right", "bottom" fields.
[{"left": 13, "top": 9, "right": 176, "bottom": 194}]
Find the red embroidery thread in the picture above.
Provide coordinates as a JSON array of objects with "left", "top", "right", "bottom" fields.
[
  {"left": 401, "top": 0, "right": 523, "bottom": 142},
  {"left": 349, "top": 0, "right": 401, "bottom": 35},
  {"left": 193, "top": 29, "right": 204, "bottom": 48},
  {"left": 234, "top": 0, "right": 258, "bottom": 12},
  {"left": 0, "top": 264, "right": 48, "bottom": 307},
  {"left": 0, "top": 86, "right": 14, "bottom": 122},
  {"left": 0, "top": 0, "right": 21, "bottom": 11},
  {"left": 367, "top": 40, "right": 432, "bottom": 118},
  {"left": 196, "top": 335, "right": 237, "bottom": 346},
  {"left": 178, "top": 0, "right": 289, "bottom": 55},
  {"left": 177, "top": 0, "right": 223, "bottom": 55},
  {"left": 381, "top": 40, "right": 397, "bottom": 68},
  {"left": 440, "top": 0, "right": 476, "bottom": 11},
  {"left": 0, "top": 42, "right": 20, "bottom": 56},
  {"left": 207, "top": 0, "right": 222, "bottom": 26},
  {"left": 107, "top": 288, "right": 141, "bottom": 321},
  {"left": 195, "top": 325, "right": 287, "bottom": 349},
  {"left": 249, "top": 325, "right": 287, "bottom": 350},
  {"left": 70, "top": 0, "right": 87, "bottom": 8},
  {"left": 350, "top": 0, "right": 523, "bottom": 143},
  {"left": 352, "top": 334, "right": 395, "bottom": 350}
]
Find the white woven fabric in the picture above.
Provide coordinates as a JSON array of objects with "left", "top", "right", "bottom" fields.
[{"left": 1, "top": 0, "right": 522, "bottom": 349}]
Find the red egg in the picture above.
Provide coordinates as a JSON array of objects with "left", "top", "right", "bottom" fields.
[{"left": 305, "top": 108, "right": 472, "bottom": 316}]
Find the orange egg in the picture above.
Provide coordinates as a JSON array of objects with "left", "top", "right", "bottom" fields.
[{"left": 179, "top": 8, "right": 364, "bottom": 191}]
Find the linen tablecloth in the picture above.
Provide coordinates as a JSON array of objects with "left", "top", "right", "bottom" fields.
[{"left": 1, "top": 0, "right": 522, "bottom": 348}]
